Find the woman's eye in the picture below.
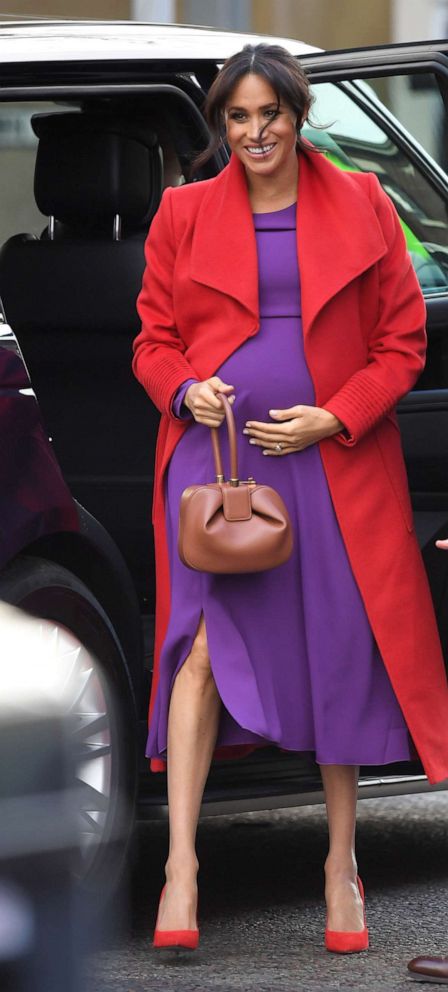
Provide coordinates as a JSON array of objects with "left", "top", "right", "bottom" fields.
[{"left": 228, "top": 109, "right": 279, "bottom": 122}]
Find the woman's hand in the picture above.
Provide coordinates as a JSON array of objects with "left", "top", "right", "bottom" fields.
[
  {"left": 243, "top": 404, "right": 344, "bottom": 455},
  {"left": 184, "top": 376, "right": 235, "bottom": 426},
  {"left": 436, "top": 538, "right": 448, "bottom": 550}
]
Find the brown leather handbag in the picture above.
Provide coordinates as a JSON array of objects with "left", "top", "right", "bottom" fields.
[{"left": 178, "top": 393, "right": 293, "bottom": 573}]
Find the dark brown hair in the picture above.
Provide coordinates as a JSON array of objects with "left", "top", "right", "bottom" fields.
[{"left": 191, "top": 43, "right": 314, "bottom": 174}]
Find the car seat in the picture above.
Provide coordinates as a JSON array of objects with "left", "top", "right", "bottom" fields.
[{"left": 0, "top": 111, "right": 164, "bottom": 593}]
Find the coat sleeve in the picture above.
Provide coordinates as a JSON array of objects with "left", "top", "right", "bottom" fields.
[
  {"left": 322, "top": 173, "right": 427, "bottom": 446},
  {"left": 132, "top": 186, "right": 199, "bottom": 418}
]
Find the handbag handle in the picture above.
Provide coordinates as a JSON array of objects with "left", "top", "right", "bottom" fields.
[{"left": 210, "top": 392, "right": 239, "bottom": 485}]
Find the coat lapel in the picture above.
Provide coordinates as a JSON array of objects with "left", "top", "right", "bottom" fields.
[
  {"left": 296, "top": 147, "right": 388, "bottom": 334},
  {"left": 190, "top": 145, "right": 389, "bottom": 333},
  {"left": 190, "top": 153, "right": 259, "bottom": 319}
]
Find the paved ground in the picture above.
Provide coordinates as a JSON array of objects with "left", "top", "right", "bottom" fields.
[{"left": 84, "top": 791, "right": 448, "bottom": 992}]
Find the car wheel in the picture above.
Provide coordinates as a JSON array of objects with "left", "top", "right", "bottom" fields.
[{"left": 0, "top": 554, "right": 138, "bottom": 909}]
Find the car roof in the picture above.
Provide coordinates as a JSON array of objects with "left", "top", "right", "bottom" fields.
[{"left": 0, "top": 19, "right": 320, "bottom": 63}]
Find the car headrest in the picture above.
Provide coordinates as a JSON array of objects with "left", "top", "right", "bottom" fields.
[{"left": 31, "top": 112, "right": 163, "bottom": 235}]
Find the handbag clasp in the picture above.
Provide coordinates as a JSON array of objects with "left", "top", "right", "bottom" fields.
[{"left": 229, "top": 476, "right": 256, "bottom": 487}]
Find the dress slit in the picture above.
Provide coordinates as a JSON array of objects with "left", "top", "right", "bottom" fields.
[{"left": 168, "top": 608, "right": 206, "bottom": 694}]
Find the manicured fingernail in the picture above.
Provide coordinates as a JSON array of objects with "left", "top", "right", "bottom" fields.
[
  {"left": 242, "top": 429, "right": 249, "bottom": 435},
  {"left": 263, "top": 450, "right": 269, "bottom": 455},
  {"left": 249, "top": 439, "right": 257, "bottom": 445},
  {"left": 270, "top": 410, "right": 278, "bottom": 416},
  {"left": 245, "top": 422, "right": 252, "bottom": 428}
]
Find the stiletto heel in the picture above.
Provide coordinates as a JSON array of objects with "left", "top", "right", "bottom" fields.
[
  {"left": 324, "top": 875, "right": 369, "bottom": 953},
  {"left": 152, "top": 884, "right": 200, "bottom": 952}
]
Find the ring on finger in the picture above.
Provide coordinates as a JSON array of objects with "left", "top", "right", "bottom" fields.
[{"left": 275, "top": 442, "right": 284, "bottom": 452}]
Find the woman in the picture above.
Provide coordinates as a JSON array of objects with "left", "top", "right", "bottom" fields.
[{"left": 133, "top": 44, "right": 448, "bottom": 953}]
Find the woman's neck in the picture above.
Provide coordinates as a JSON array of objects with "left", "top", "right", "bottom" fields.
[{"left": 245, "top": 153, "right": 299, "bottom": 213}]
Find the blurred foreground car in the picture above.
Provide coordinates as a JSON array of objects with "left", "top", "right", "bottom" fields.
[
  {"left": 1, "top": 19, "right": 448, "bottom": 896},
  {"left": 0, "top": 601, "right": 122, "bottom": 986}
]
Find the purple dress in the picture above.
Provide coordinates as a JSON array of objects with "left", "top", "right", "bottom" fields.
[{"left": 146, "top": 202, "right": 412, "bottom": 766}]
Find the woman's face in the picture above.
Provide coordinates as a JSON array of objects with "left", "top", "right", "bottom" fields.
[{"left": 224, "top": 73, "right": 299, "bottom": 180}]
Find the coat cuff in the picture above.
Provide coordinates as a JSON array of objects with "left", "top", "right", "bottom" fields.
[
  {"left": 322, "top": 374, "right": 395, "bottom": 447},
  {"left": 137, "top": 352, "right": 198, "bottom": 418}
]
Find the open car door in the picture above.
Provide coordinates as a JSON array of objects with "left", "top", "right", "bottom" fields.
[{"left": 298, "top": 41, "right": 448, "bottom": 637}]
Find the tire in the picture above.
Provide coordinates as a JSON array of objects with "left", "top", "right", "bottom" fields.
[{"left": 0, "top": 554, "right": 138, "bottom": 911}]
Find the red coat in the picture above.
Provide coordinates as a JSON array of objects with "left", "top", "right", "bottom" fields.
[{"left": 134, "top": 146, "right": 448, "bottom": 784}]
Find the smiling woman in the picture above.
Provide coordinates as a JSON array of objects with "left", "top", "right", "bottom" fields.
[{"left": 132, "top": 42, "right": 448, "bottom": 957}]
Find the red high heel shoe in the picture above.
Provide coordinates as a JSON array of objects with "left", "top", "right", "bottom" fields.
[
  {"left": 152, "top": 884, "right": 199, "bottom": 952},
  {"left": 324, "top": 875, "right": 369, "bottom": 953}
]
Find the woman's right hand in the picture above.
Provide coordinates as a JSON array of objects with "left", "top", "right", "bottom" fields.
[{"left": 184, "top": 376, "right": 235, "bottom": 426}]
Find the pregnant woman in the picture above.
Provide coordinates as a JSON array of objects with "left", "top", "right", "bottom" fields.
[{"left": 133, "top": 43, "right": 448, "bottom": 954}]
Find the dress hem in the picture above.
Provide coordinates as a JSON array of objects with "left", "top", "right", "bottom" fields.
[{"left": 146, "top": 728, "right": 413, "bottom": 766}]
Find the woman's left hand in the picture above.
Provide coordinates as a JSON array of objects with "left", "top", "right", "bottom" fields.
[{"left": 243, "top": 404, "right": 344, "bottom": 455}]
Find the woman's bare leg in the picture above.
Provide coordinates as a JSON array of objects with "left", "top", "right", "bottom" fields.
[
  {"left": 155, "top": 614, "right": 221, "bottom": 931},
  {"left": 319, "top": 764, "right": 365, "bottom": 931}
]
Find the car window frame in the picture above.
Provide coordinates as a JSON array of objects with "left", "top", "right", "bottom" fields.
[
  {"left": 301, "top": 46, "right": 448, "bottom": 198},
  {"left": 315, "top": 76, "right": 448, "bottom": 198}
]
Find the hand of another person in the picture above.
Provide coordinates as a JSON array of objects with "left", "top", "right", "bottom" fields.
[
  {"left": 243, "top": 404, "right": 344, "bottom": 455},
  {"left": 435, "top": 538, "right": 448, "bottom": 550},
  {"left": 184, "top": 376, "right": 235, "bottom": 427}
]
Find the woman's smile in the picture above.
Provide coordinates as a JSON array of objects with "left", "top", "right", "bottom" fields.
[{"left": 244, "top": 141, "right": 277, "bottom": 159}]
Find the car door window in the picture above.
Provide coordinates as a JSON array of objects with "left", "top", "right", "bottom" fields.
[
  {"left": 372, "top": 72, "right": 446, "bottom": 172},
  {"left": 303, "top": 76, "right": 448, "bottom": 299}
]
